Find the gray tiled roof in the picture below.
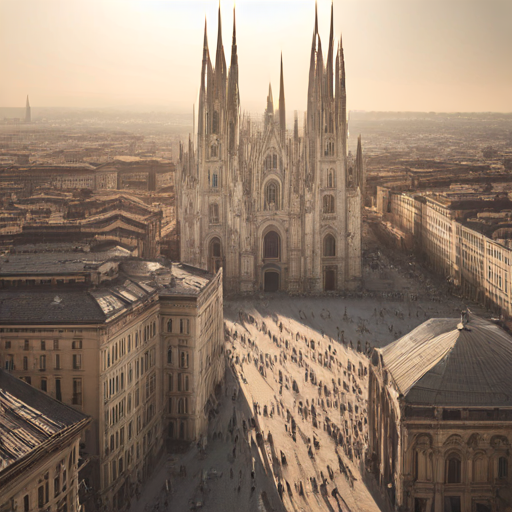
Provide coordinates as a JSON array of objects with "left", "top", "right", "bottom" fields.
[
  {"left": 0, "top": 289, "right": 106, "bottom": 323},
  {"left": 0, "top": 369, "right": 88, "bottom": 470},
  {"left": 379, "top": 315, "right": 512, "bottom": 407}
]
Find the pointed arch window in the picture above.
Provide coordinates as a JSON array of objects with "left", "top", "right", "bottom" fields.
[
  {"left": 323, "top": 194, "right": 335, "bottom": 214},
  {"left": 209, "top": 203, "right": 219, "bottom": 224},
  {"left": 273, "top": 154, "right": 278, "bottom": 169},
  {"left": 327, "top": 169, "right": 335, "bottom": 188},
  {"left": 265, "top": 180, "right": 280, "bottom": 210},
  {"left": 264, "top": 231, "right": 280, "bottom": 260},
  {"left": 167, "top": 347, "right": 173, "bottom": 365},
  {"left": 323, "top": 235, "right": 336, "bottom": 257}
]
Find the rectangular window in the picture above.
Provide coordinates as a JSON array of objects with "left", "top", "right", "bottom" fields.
[
  {"left": 41, "top": 378, "right": 47, "bottom": 392},
  {"left": 38, "top": 486, "right": 44, "bottom": 507},
  {"left": 73, "top": 354, "right": 82, "bottom": 370},
  {"left": 39, "top": 355, "right": 46, "bottom": 370},
  {"left": 55, "top": 354, "right": 61, "bottom": 370},
  {"left": 72, "top": 339, "right": 82, "bottom": 349},
  {"left": 54, "top": 475, "right": 60, "bottom": 497},
  {"left": 443, "top": 496, "right": 461, "bottom": 512},
  {"left": 54, "top": 339, "right": 59, "bottom": 350},
  {"left": 41, "top": 340, "right": 46, "bottom": 351},
  {"left": 24, "top": 339, "right": 29, "bottom": 351},
  {"left": 23, "top": 356, "right": 28, "bottom": 370},
  {"left": 72, "top": 379, "right": 82, "bottom": 405},
  {"left": 56, "top": 378, "right": 62, "bottom": 401},
  {"left": 5, "top": 341, "right": 11, "bottom": 349},
  {"left": 23, "top": 495, "right": 29, "bottom": 512}
]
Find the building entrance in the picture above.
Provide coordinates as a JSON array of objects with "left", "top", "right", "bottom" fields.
[
  {"left": 324, "top": 269, "right": 336, "bottom": 291},
  {"left": 264, "top": 271, "right": 279, "bottom": 292}
]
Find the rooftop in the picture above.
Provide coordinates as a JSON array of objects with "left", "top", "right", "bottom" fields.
[
  {"left": 0, "top": 257, "right": 215, "bottom": 324},
  {"left": 377, "top": 314, "right": 512, "bottom": 407},
  {"left": 0, "top": 369, "right": 89, "bottom": 473}
]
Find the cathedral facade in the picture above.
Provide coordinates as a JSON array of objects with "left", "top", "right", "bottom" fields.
[{"left": 177, "top": 4, "right": 364, "bottom": 294}]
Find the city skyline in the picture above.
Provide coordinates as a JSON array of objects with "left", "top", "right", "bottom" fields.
[{"left": 0, "top": 0, "right": 511, "bottom": 114}]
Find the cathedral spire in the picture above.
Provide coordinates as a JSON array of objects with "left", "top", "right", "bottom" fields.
[
  {"left": 25, "top": 95, "right": 31, "bottom": 123},
  {"left": 279, "top": 53, "right": 286, "bottom": 144},
  {"left": 326, "top": 1, "right": 334, "bottom": 98},
  {"left": 267, "top": 83, "right": 274, "bottom": 115},
  {"left": 227, "top": 4, "right": 240, "bottom": 154},
  {"left": 215, "top": 3, "right": 227, "bottom": 101},
  {"left": 315, "top": 0, "right": 318, "bottom": 35}
]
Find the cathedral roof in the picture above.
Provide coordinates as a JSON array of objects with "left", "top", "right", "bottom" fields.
[{"left": 377, "top": 314, "right": 512, "bottom": 407}]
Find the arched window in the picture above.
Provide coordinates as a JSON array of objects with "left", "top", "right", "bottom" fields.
[
  {"left": 168, "top": 422, "right": 174, "bottom": 439},
  {"left": 323, "top": 195, "right": 335, "bottom": 214},
  {"left": 168, "top": 374, "right": 173, "bottom": 391},
  {"left": 265, "top": 181, "right": 280, "bottom": 210},
  {"left": 264, "top": 231, "right": 280, "bottom": 259},
  {"left": 185, "top": 375, "right": 189, "bottom": 392},
  {"left": 323, "top": 235, "right": 336, "bottom": 257},
  {"left": 208, "top": 237, "right": 222, "bottom": 273},
  {"left": 167, "top": 347, "right": 173, "bottom": 365},
  {"left": 209, "top": 203, "right": 219, "bottom": 224},
  {"left": 446, "top": 455, "right": 462, "bottom": 483},
  {"left": 210, "top": 144, "right": 217, "bottom": 158},
  {"left": 327, "top": 169, "right": 335, "bottom": 188},
  {"left": 167, "top": 319, "right": 172, "bottom": 332},
  {"left": 212, "top": 172, "right": 218, "bottom": 188},
  {"left": 325, "top": 141, "right": 334, "bottom": 156},
  {"left": 180, "top": 351, "right": 188, "bottom": 368},
  {"left": 498, "top": 457, "right": 508, "bottom": 478},
  {"left": 273, "top": 154, "right": 277, "bottom": 169},
  {"left": 178, "top": 398, "right": 184, "bottom": 414},
  {"left": 185, "top": 398, "right": 189, "bottom": 414},
  {"left": 179, "top": 421, "right": 185, "bottom": 439}
]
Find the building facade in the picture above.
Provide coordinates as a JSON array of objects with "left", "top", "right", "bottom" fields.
[
  {"left": 0, "top": 369, "right": 90, "bottom": 512},
  {"left": 381, "top": 190, "right": 512, "bottom": 318},
  {"left": 178, "top": 5, "right": 364, "bottom": 293},
  {"left": 0, "top": 252, "right": 224, "bottom": 511},
  {"left": 368, "top": 315, "right": 512, "bottom": 512}
]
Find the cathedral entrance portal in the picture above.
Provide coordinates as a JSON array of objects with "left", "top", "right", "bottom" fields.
[
  {"left": 324, "top": 268, "right": 336, "bottom": 291},
  {"left": 208, "top": 237, "right": 222, "bottom": 274},
  {"left": 264, "top": 271, "right": 280, "bottom": 292}
]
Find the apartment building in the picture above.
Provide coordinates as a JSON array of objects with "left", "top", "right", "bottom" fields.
[
  {"left": 0, "top": 369, "right": 91, "bottom": 512},
  {"left": 0, "top": 249, "right": 224, "bottom": 511},
  {"left": 380, "top": 190, "right": 512, "bottom": 318}
]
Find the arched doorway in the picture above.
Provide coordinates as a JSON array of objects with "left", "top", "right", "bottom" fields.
[
  {"left": 208, "top": 237, "right": 222, "bottom": 273},
  {"left": 263, "top": 231, "right": 280, "bottom": 260},
  {"left": 264, "top": 271, "right": 280, "bottom": 292}
]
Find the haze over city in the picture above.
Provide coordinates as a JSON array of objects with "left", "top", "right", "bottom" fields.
[{"left": 1, "top": 0, "right": 511, "bottom": 113}]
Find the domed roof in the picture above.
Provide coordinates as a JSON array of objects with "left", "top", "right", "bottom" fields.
[{"left": 378, "top": 314, "right": 512, "bottom": 407}]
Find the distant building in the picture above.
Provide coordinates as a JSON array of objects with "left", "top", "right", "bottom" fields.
[
  {"left": 24, "top": 95, "right": 31, "bottom": 123},
  {"left": 368, "top": 314, "right": 512, "bottom": 512},
  {"left": 379, "top": 189, "right": 512, "bottom": 319},
  {"left": 0, "top": 250, "right": 224, "bottom": 511},
  {"left": 178, "top": 4, "right": 364, "bottom": 293},
  {"left": 0, "top": 369, "right": 90, "bottom": 512}
]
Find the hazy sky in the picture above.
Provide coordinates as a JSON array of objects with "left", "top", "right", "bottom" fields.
[{"left": 1, "top": 0, "right": 511, "bottom": 113}]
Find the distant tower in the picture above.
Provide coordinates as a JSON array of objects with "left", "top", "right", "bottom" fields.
[{"left": 25, "top": 95, "right": 31, "bottom": 123}]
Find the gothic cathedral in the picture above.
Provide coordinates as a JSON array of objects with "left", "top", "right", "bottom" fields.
[{"left": 178, "top": 4, "right": 364, "bottom": 294}]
